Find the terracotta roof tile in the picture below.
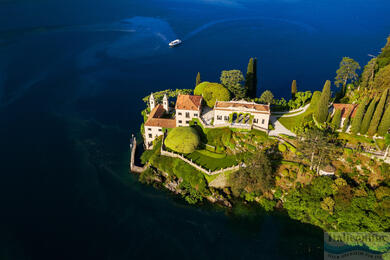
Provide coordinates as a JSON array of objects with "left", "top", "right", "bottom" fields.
[
  {"left": 215, "top": 100, "right": 270, "bottom": 114},
  {"left": 175, "top": 95, "right": 202, "bottom": 111},
  {"left": 145, "top": 104, "right": 176, "bottom": 128},
  {"left": 332, "top": 103, "right": 358, "bottom": 119}
]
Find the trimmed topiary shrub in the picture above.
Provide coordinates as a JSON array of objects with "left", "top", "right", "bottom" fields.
[
  {"left": 194, "top": 81, "right": 230, "bottom": 107},
  {"left": 278, "top": 143, "right": 287, "bottom": 152},
  {"left": 165, "top": 127, "right": 200, "bottom": 154}
]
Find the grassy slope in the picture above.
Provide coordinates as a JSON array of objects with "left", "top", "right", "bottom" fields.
[{"left": 278, "top": 91, "right": 321, "bottom": 131}]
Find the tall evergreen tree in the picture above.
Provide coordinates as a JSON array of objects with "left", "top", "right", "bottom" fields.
[
  {"left": 368, "top": 89, "right": 388, "bottom": 135},
  {"left": 350, "top": 97, "right": 369, "bottom": 134},
  {"left": 331, "top": 109, "right": 342, "bottom": 130},
  {"left": 196, "top": 72, "right": 201, "bottom": 86},
  {"left": 342, "top": 108, "right": 353, "bottom": 132},
  {"left": 315, "top": 80, "right": 331, "bottom": 124},
  {"left": 378, "top": 102, "right": 390, "bottom": 136},
  {"left": 334, "top": 57, "right": 361, "bottom": 94},
  {"left": 360, "top": 97, "right": 377, "bottom": 134},
  {"left": 220, "top": 70, "right": 246, "bottom": 99},
  {"left": 245, "top": 58, "right": 257, "bottom": 98},
  {"left": 291, "top": 80, "right": 297, "bottom": 99}
]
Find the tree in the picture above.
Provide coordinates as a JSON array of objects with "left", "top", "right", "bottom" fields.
[
  {"left": 194, "top": 82, "right": 230, "bottom": 107},
  {"left": 259, "top": 90, "right": 274, "bottom": 105},
  {"left": 164, "top": 127, "right": 200, "bottom": 154},
  {"left": 360, "top": 97, "right": 377, "bottom": 134},
  {"left": 297, "top": 128, "right": 341, "bottom": 173},
  {"left": 291, "top": 80, "right": 297, "bottom": 99},
  {"left": 350, "top": 97, "right": 369, "bottom": 135},
  {"left": 196, "top": 72, "right": 201, "bottom": 86},
  {"left": 378, "top": 102, "right": 390, "bottom": 136},
  {"left": 342, "top": 107, "right": 353, "bottom": 132},
  {"left": 368, "top": 89, "right": 388, "bottom": 135},
  {"left": 360, "top": 58, "right": 378, "bottom": 90},
  {"left": 315, "top": 80, "right": 331, "bottom": 124},
  {"left": 372, "top": 65, "right": 390, "bottom": 92},
  {"left": 245, "top": 58, "right": 257, "bottom": 98},
  {"left": 331, "top": 109, "right": 342, "bottom": 130},
  {"left": 230, "top": 150, "right": 274, "bottom": 196},
  {"left": 335, "top": 57, "right": 361, "bottom": 94},
  {"left": 220, "top": 70, "right": 246, "bottom": 99}
]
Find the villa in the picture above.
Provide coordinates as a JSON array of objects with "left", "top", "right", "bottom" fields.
[{"left": 144, "top": 93, "right": 271, "bottom": 149}]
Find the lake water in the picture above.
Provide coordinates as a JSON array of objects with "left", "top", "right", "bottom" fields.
[{"left": 1, "top": 0, "right": 390, "bottom": 259}]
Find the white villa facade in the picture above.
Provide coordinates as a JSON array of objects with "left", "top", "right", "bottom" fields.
[
  {"left": 214, "top": 100, "right": 270, "bottom": 131},
  {"left": 143, "top": 94, "right": 271, "bottom": 149}
]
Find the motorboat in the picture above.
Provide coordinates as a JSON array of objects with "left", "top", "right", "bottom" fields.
[{"left": 169, "top": 39, "right": 182, "bottom": 47}]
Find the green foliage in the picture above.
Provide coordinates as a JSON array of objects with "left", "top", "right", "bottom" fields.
[
  {"left": 186, "top": 150, "right": 238, "bottom": 171},
  {"left": 220, "top": 70, "right": 246, "bottom": 99},
  {"left": 245, "top": 57, "right": 257, "bottom": 98},
  {"left": 165, "top": 127, "right": 200, "bottom": 154},
  {"left": 368, "top": 89, "right": 388, "bottom": 135},
  {"left": 179, "top": 181, "right": 204, "bottom": 204},
  {"left": 278, "top": 143, "right": 287, "bottom": 152},
  {"left": 331, "top": 109, "right": 342, "bottom": 130},
  {"left": 342, "top": 107, "right": 353, "bottom": 132},
  {"left": 335, "top": 57, "right": 361, "bottom": 93},
  {"left": 288, "top": 91, "right": 312, "bottom": 110},
  {"left": 259, "top": 90, "right": 274, "bottom": 104},
  {"left": 230, "top": 150, "right": 275, "bottom": 196},
  {"left": 206, "top": 127, "right": 232, "bottom": 148},
  {"left": 291, "top": 80, "right": 297, "bottom": 99},
  {"left": 258, "top": 197, "right": 277, "bottom": 211},
  {"left": 373, "top": 65, "right": 390, "bottom": 92},
  {"left": 196, "top": 72, "right": 201, "bottom": 86},
  {"left": 378, "top": 102, "right": 390, "bottom": 136},
  {"left": 142, "top": 89, "right": 192, "bottom": 104},
  {"left": 350, "top": 97, "right": 369, "bottom": 134},
  {"left": 315, "top": 80, "right": 331, "bottom": 124},
  {"left": 377, "top": 36, "right": 390, "bottom": 69},
  {"left": 360, "top": 97, "right": 377, "bottom": 134},
  {"left": 194, "top": 82, "right": 230, "bottom": 107}
]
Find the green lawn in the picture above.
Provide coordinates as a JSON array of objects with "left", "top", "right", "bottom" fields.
[
  {"left": 186, "top": 150, "right": 238, "bottom": 171},
  {"left": 278, "top": 91, "right": 321, "bottom": 131}
]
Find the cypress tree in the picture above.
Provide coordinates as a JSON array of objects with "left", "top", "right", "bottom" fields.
[
  {"left": 350, "top": 97, "right": 369, "bottom": 134},
  {"left": 315, "top": 80, "right": 331, "bottom": 124},
  {"left": 245, "top": 58, "right": 256, "bottom": 98},
  {"left": 291, "top": 80, "right": 297, "bottom": 99},
  {"left": 368, "top": 89, "right": 388, "bottom": 136},
  {"left": 253, "top": 58, "right": 258, "bottom": 97},
  {"left": 342, "top": 108, "right": 353, "bottom": 132},
  {"left": 360, "top": 97, "right": 377, "bottom": 134},
  {"left": 196, "top": 72, "right": 201, "bottom": 86},
  {"left": 378, "top": 102, "right": 390, "bottom": 136},
  {"left": 331, "top": 109, "right": 342, "bottom": 129}
]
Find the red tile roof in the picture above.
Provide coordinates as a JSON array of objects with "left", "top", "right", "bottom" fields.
[
  {"left": 145, "top": 104, "right": 176, "bottom": 128},
  {"left": 215, "top": 100, "right": 270, "bottom": 114},
  {"left": 332, "top": 103, "right": 358, "bottom": 119},
  {"left": 175, "top": 95, "right": 202, "bottom": 111}
]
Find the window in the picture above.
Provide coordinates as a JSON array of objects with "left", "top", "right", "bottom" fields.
[
  {"left": 262, "top": 119, "right": 265, "bottom": 124},
  {"left": 178, "top": 112, "right": 182, "bottom": 116},
  {"left": 158, "top": 128, "right": 162, "bottom": 132},
  {"left": 224, "top": 116, "right": 229, "bottom": 121},
  {"left": 186, "top": 121, "right": 189, "bottom": 124},
  {"left": 178, "top": 120, "right": 182, "bottom": 123},
  {"left": 217, "top": 115, "right": 222, "bottom": 120},
  {"left": 148, "top": 134, "right": 152, "bottom": 138},
  {"left": 185, "top": 112, "right": 190, "bottom": 118},
  {"left": 148, "top": 128, "right": 151, "bottom": 131},
  {"left": 253, "top": 119, "right": 258, "bottom": 124},
  {"left": 194, "top": 113, "right": 198, "bottom": 117}
]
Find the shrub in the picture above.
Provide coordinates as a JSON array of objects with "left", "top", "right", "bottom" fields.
[
  {"left": 281, "top": 169, "right": 289, "bottom": 176},
  {"left": 165, "top": 127, "right": 200, "bottom": 154},
  {"left": 194, "top": 81, "right": 230, "bottom": 107},
  {"left": 278, "top": 143, "right": 287, "bottom": 152}
]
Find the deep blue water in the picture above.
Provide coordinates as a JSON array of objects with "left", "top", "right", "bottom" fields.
[{"left": 1, "top": 0, "right": 390, "bottom": 259}]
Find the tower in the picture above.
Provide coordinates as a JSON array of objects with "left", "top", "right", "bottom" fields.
[
  {"left": 149, "top": 93, "right": 155, "bottom": 110},
  {"left": 163, "top": 94, "right": 169, "bottom": 112}
]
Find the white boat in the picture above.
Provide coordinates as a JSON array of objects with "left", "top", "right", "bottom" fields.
[{"left": 169, "top": 39, "right": 182, "bottom": 47}]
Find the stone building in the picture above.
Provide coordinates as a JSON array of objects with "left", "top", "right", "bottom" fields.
[
  {"left": 175, "top": 94, "right": 203, "bottom": 127},
  {"left": 213, "top": 100, "right": 270, "bottom": 131}
]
